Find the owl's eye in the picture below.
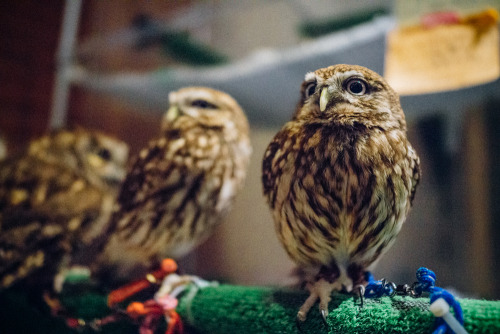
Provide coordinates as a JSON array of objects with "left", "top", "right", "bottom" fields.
[
  {"left": 304, "top": 81, "right": 317, "bottom": 99},
  {"left": 345, "top": 78, "right": 367, "bottom": 95},
  {"left": 191, "top": 99, "right": 217, "bottom": 109},
  {"left": 97, "top": 148, "right": 112, "bottom": 161}
]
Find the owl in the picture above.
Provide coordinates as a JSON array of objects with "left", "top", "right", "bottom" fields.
[
  {"left": 262, "top": 65, "right": 420, "bottom": 321},
  {"left": 94, "top": 87, "right": 251, "bottom": 282},
  {"left": 0, "top": 128, "right": 129, "bottom": 290}
]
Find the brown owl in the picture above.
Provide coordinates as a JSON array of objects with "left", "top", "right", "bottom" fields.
[
  {"left": 262, "top": 64, "right": 420, "bottom": 321},
  {"left": 95, "top": 87, "right": 251, "bottom": 282},
  {"left": 0, "top": 128, "right": 129, "bottom": 290}
]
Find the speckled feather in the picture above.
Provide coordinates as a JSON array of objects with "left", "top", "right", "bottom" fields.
[
  {"left": 96, "top": 87, "right": 251, "bottom": 281},
  {"left": 0, "top": 129, "right": 129, "bottom": 289},
  {"left": 262, "top": 65, "right": 419, "bottom": 318}
]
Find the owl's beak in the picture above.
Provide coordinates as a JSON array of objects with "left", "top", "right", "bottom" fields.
[
  {"left": 165, "top": 105, "right": 182, "bottom": 122},
  {"left": 319, "top": 87, "right": 332, "bottom": 112}
]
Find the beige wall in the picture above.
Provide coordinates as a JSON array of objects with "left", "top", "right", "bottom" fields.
[{"left": 194, "top": 127, "right": 296, "bottom": 285}]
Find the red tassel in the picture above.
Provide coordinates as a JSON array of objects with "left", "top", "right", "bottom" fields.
[
  {"left": 165, "top": 311, "right": 183, "bottom": 334},
  {"left": 108, "top": 259, "right": 178, "bottom": 307}
]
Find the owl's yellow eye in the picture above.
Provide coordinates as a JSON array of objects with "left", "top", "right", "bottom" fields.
[
  {"left": 345, "top": 78, "right": 367, "bottom": 95},
  {"left": 304, "top": 81, "right": 317, "bottom": 99}
]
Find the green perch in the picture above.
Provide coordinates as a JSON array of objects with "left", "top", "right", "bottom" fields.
[{"left": 1, "top": 283, "right": 499, "bottom": 333}]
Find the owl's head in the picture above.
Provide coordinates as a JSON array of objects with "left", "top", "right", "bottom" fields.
[
  {"left": 294, "top": 64, "right": 406, "bottom": 130},
  {"left": 162, "top": 87, "right": 250, "bottom": 141},
  {"left": 28, "top": 129, "right": 129, "bottom": 188}
]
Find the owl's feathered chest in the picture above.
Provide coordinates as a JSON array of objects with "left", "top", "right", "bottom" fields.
[
  {"left": 276, "top": 125, "right": 381, "bottom": 209},
  {"left": 264, "top": 122, "right": 395, "bottom": 204},
  {"left": 263, "top": 121, "right": 415, "bottom": 267}
]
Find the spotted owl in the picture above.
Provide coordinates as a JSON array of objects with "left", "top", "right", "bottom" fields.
[
  {"left": 262, "top": 64, "right": 420, "bottom": 321},
  {"left": 94, "top": 87, "right": 252, "bottom": 282},
  {"left": 0, "top": 128, "right": 129, "bottom": 290}
]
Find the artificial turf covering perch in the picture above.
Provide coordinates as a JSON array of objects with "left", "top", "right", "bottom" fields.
[{"left": 0, "top": 283, "right": 499, "bottom": 334}]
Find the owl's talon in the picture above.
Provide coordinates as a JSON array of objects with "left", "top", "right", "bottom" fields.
[
  {"left": 320, "top": 308, "right": 328, "bottom": 326},
  {"left": 295, "top": 315, "right": 306, "bottom": 333},
  {"left": 356, "top": 285, "right": 365, "bottom": 308}
]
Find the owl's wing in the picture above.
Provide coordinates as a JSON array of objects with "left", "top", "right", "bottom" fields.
[
  {"left": 0, "top": 157, "right": 107, "bottom": 289},
  {"left": 408, "top": 144, "right": 420, "bottom": 205},
  {"left": 262, "top": 140, "right": 280, "bottom": 197},
  {"left": 115, "top": 140, "right": 187, "bottom": 212},
  {"left": 262, "top": 126, "right": 292, "bottom": 208},
  {"left": 103, "top": 138, "right": 196, "bottom": 246}
]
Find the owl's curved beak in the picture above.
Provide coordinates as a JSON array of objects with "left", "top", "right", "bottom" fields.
[
  {"left": 319, "top": 87, "right": 332, "bottom": 112},
  {"left": 165, "top": 105, "right": 182, "bottom": 122}
]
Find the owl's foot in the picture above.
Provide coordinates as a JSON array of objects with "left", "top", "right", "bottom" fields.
[{"left": 296, "top": 278, "right": 343, "bottom": 324}]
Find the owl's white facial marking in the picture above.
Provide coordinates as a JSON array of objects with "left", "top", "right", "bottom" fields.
[
  {"left": 325, "top": 70, "right": 364, "bottom": 87},
  {"left": 304, "top": 72, "right": 316, "bottom": 82}
]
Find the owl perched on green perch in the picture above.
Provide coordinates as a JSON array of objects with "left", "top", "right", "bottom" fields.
[
  {"left": 262, "top": 64, "right": 420, "bottom": 321},
  {"left": 94, "top": 87, "right": 252, "bottom": 283},
  {"left": 0, "top": 128, "right": 129, "bottom": 290}
]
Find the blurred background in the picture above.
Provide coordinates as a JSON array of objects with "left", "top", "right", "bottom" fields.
[{"left": 1, "top": 0, "right": 499, "bottom": 299}]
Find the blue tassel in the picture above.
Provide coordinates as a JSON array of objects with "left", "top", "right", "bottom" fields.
[
  {"left": 414, "top": 268, "right": 464, "bottom": 334},
  {"left": 363, "top": 267, "right": 466, "bottom": 334}
]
